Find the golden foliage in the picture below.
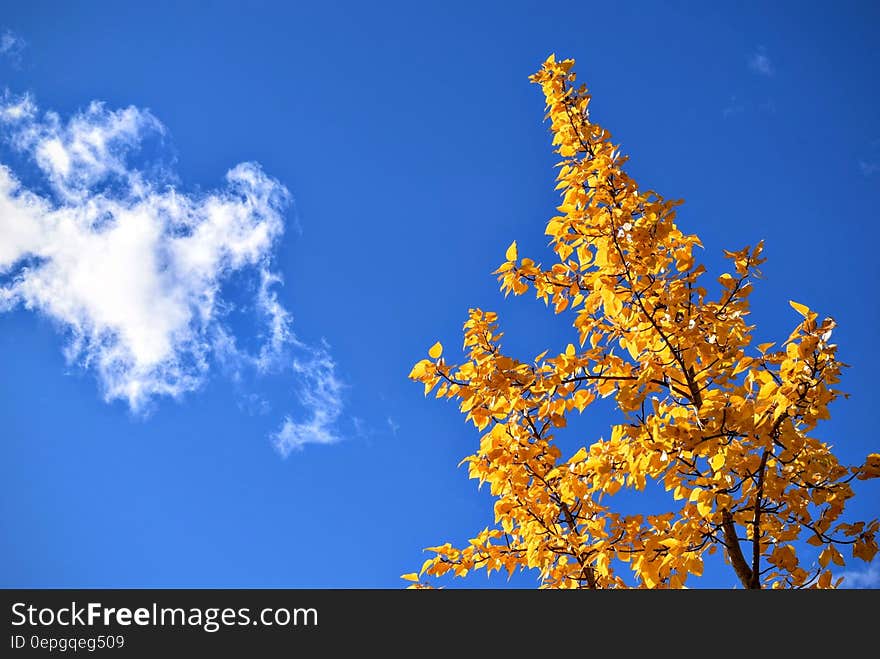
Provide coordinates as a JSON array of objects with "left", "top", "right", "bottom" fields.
[{"left": 406, "top": 56, "right": 878, "bottom": 589}]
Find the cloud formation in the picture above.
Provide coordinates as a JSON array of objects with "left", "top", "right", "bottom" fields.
[
  {"left": 0, "top": 92, "right": 345, "bottom": 450},
  {"left": 748, "top": 48, "right": 774, "bottom": 77},
  {"left": 839, "top": 562, "right": 880, "bottom": 589},
  {"left": 0, "top": 29, "right": 25, "bottom": 64},
  {"left": 272, "top": 344, "right": 344, "bottom": 455}
]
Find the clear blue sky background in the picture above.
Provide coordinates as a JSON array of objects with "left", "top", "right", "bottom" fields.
[{"left": 1, "top": 1, "right": 877, "bottom": 588}]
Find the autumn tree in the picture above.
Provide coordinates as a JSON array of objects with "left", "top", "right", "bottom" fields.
[{"left": 404, "top": 56, "right": 880, "bottom": 589}]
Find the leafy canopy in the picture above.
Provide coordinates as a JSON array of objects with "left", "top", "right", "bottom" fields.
[{"left": 403, "top": 56, "right": 879, "bottom": 589}]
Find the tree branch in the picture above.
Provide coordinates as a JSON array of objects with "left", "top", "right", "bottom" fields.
[{"left": 721, "top": 508, "right": 753, "bottom": 588}]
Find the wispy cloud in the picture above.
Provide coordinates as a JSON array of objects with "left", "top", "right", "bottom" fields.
[
  {"left": 4, "top": 99, "right": 170, "bottom": 202},
  {"left": 0, "top": 29, "right": 25, "bottom": 64},
  {"left": 255, "top": 268, "right": 294, "bottom": 372},
  {"left": 387, "top": 416, "right": 400, "bottom": 435},
  {"left": 239, "top": 392, "right": 271, "bottom": 416},
  {"left": 839, "top": 562, "right": 880, "bottom": 589},
  {"left": 272, "top": 344, "right": 345, "bottom": 455},
  {"left": 0, "top": 93, "right": 289, "bottom": 410},
  {"left": 748, "top": 47, "right": 774, "bottom": 77},
  {"left": 0, "top": 92, "right": 348, "bottom": 451}
]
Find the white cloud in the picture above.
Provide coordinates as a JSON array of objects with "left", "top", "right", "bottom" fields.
[
  {"left": 839, "top": 562, "right": 880, "bottom": 589},
  {"left": 352, "top": 416, "right": 367, "bottom": 438},
  {"left": 0, "top": 92, "right": 34, "bottom": 122},
  {"left": 748, "top": 48, "right": 774, "bottom": 77},
  {"left": 254, "top": 268, "right": 293, "bottom": 373},
  {"left": 0, "top": 92, "right": 308, "bottom": 417},
  {"left": 4, "top": 99, "right": 167, "bottom": 202},
  {"left": 272, "top": 344, "right": 345, "bottom": 455},
  {"left": 0, "top": 29, "right": 25, "bottom": 63},
  {"left": 387, "top": 416, "right": 400, "bottom": 435}
]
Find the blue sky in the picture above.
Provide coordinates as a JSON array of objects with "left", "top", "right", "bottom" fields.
[{"left": 0, "top": 1, "right": 877, "bottom": 588}]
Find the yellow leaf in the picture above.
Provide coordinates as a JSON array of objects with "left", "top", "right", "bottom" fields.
[
  {"left": 569, "top": 447, "right": 588, "bottom": 464},
  {"left": 788, "top": 300, "right": 811, "bottom": 318},
  {"left": 573, "top": 389, "right": 593, "bottom": 412},
  {"left": 506, "top": 241, "right": 518, "bottom": 261},
  {"left": 709, "top": 453, "right": 725, "bottom": 472},
  {"left": 696, "top": 498, "right": 713, "bottom": 517},
  {"left": 428, "top": 341, "right": 443, "bottom": 359},
  {"left": 408, "top": 361, "right": 428, "bottom": 380},
  {"left": 853, "top": 539, "right": 878, "bottom": 562},
  {"left": 828, "top": 545, "right": 845, "bottom": 567},
  {"left": 769, "top": 545, "right": 797, "bottom": 571},
  {"left": 400, "top": 573, "right": 420, "bottom": 582},
  {"left": 858, "top": 453, "right": 880, "bottom": 480}
]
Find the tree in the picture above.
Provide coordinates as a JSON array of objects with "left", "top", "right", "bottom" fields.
[{"left": 403, "top": 55, "right": 880, "bottom": 589}]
